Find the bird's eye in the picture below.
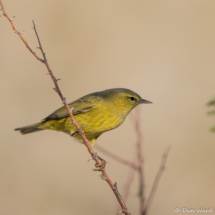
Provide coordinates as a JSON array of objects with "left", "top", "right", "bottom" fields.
[{"left": 130, "top": 97, "right": 135, "bottom": 101}]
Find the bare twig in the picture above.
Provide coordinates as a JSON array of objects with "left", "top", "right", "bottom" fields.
[
  {"left": 0, "top": 2, "right": 131, "bottom": 214},
  {"left": 116, "top": 167, "right": 136, "bottom": 214},
  {"left": 116, "top": 152, "right": 137, "bottom": 213},
  {"left": 133, "top": 108, "right": 145, "bottom": 215},
  {"left": 96, "top": 145, "right": 139, "bottom": 170},
  {"left": 97, "top": 109, "right": 170, "bottom": 215},
  {"left": 144, "top": 146, "right": 171, "bottom": 215},
  {"left": 0, "top": 2, "right": 41, "bottom": 61},
  {"left": 123, "top": 168, "right": 136, "bottom": 203}
]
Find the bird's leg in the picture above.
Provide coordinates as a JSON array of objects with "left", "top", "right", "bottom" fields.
[
  {"left": 71, "top": 126, "right": 85, "bottom": 137},
  {"left": 91, "top": 152, "right": 106, "bottom": 171}
]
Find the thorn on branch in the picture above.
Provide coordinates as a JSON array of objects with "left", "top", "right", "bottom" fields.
[
  {"left": 3, "top": 12, "right": 6, "bottom": 16},
  {"left": 99, "top": 174, "right": 107, "bottom": 180},
  {"left": 113, "top": 182, "right": 118, "bottom": 190},
  {"left": 62, "top": 97, "right": 66, "bottom": 105},
  {"left": 46, "top": 71, "right": 53, "bottom": 76},
  {"left": 71, "top": 126, "right": 85, "bottom": 137},
  {"left": 53, "top": 87, "right": 59, "bottom": 93},
  {"left": 91, "top": 151, "right": 98, "bottom": 159},
  {"left": 118, "top": 210, "right": 129, "bottom": 215},
  {"left": 68, "top": 120, "right": 76, "bottom": 125},
  {"left": 87, "top": 158, "right": 94, "bottom": 162},
  {"left": 9, "top": 16, "right": 15, "bottom": 21}
]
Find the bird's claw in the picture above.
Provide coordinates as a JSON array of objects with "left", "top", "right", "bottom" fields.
[
  {"left": 91, "top": 153, "right": 106, "bottom": 171},
  {"left": 94, "top": 161, "right": 106, "bottom": 171},
  {"left": 93, "top": 155, "right": 107, "bottom": 171}
]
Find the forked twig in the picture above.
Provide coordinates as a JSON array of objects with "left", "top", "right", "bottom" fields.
[
  {"left": 0, "top": 2, "right": 131, "bottom": 214},
  {"left": 97, "top": 109, "right": 171, "bottom": 215},
  {"left": 133, "top": 109, "right": 171, "bottom": 215},
  {"left": 0, "top": 2, "right": 41, "bottom": 61}
]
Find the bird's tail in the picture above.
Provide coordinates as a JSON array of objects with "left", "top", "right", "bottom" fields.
[{"left": 15, "top": 122, "right": 44, "bottom": 134}]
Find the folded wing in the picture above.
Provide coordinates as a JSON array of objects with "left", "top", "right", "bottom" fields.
[{"left": 42, "top": 95, "right": 101, "bottom": 121}]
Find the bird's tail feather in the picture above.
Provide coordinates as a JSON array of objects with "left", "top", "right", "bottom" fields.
[{"left": 15, "top": 122, "right": 44, "bottom": 134}]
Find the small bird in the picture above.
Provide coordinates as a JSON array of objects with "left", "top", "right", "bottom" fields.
[{"left": 15, "top": 88, "right": 152, "bottom": 147}]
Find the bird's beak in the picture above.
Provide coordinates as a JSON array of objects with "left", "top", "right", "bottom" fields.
[{"left": 139, "top": 99, "right": 152, "bottom": 104}]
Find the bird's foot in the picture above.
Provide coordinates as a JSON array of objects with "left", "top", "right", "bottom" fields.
[
  {"left": 71, "top": 126, "right": 85, "bottom": 136},
  {"left": 91, "top": 152, "right": 106, "bottom": 171}
]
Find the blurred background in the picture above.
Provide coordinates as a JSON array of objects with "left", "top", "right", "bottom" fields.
[{"left": 1, "top": 0, "right": 215, "bottom": 214}]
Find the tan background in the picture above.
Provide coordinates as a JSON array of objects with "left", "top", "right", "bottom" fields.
[{"left": 1, "top": 0, "right": 215, "bottom": 214}]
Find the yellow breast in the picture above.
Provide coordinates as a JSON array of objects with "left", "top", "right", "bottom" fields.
[{"left": 42, "top": 100, "right": 128, "bottom": 142}]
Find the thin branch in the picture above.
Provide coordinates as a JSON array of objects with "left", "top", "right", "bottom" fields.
[
  {"left": 144, "top": 146, "right": 171, "bottom": 215},
  {"left": 123, "top": 168, "right": 136, "bottom": 203},
  {"left": 97, "top": 109, "right": 170, "bottom": 215},
  {"left": 116, "top": 167, "right": 136, "bottom": 214},
  {"left": 133, "top": 108, "right": 145, "bottom": 215},
  {"left": 0, "top": 2, "right": 131, "bottom": 214},
  {"left": 96, "top": 145, "right": 139, "bottom": 170},
  {"left": 117, "top": 153, "right": 137, "bottom": 213},
  {"left": 0, "top": 2, "right": 41, "bottom": 61}
]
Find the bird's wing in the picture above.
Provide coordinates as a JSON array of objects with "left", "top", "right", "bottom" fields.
[{"left": 43, "top": 95, "right": 101, "bottom": 121}]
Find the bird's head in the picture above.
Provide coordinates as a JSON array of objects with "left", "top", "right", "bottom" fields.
[{"left": 101, "top": 88, "right": 152, "bottom": 114}]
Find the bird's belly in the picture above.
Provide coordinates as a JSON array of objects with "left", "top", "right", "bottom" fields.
[
  {"left": 45, "top": 110, "right": 126, "bottom": 140},
  {"left": 75, "top": 111, "right": 125, "bottom": 134}
]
